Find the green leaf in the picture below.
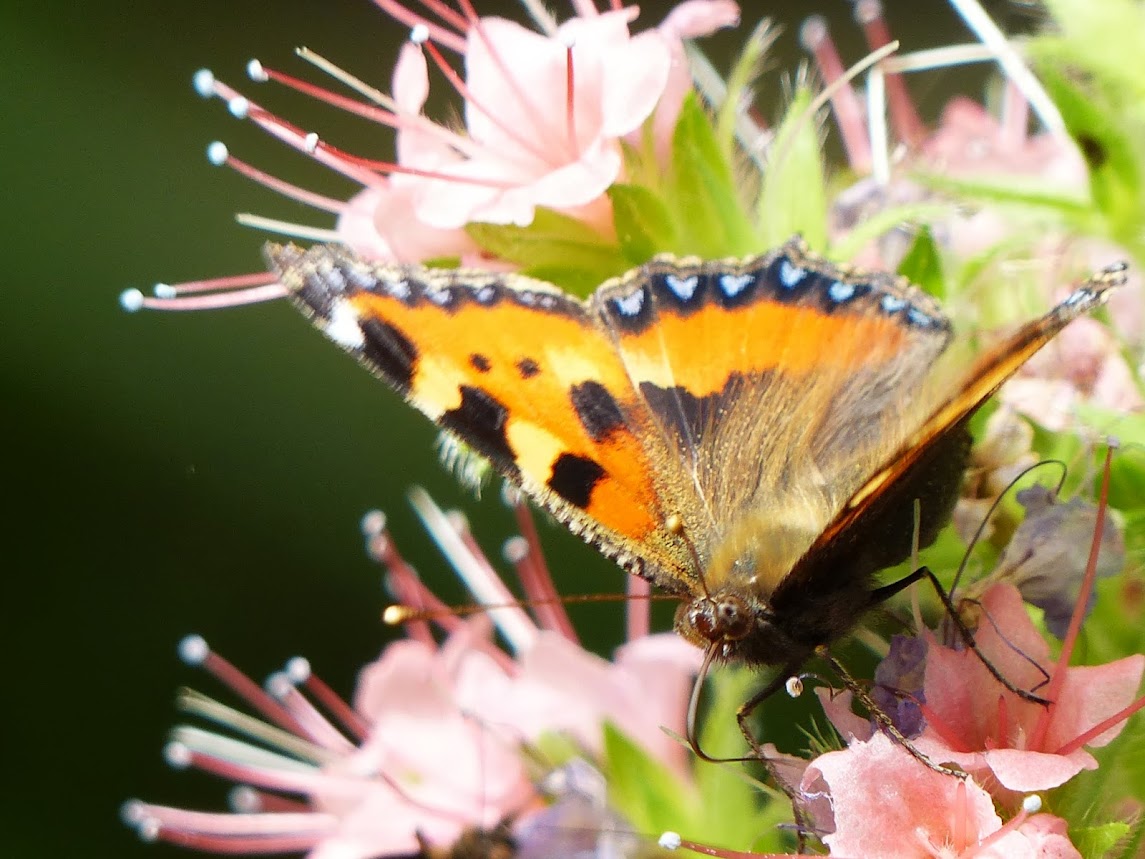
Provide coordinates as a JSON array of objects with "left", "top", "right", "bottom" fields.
[
  {"left": 609, "top": 183, "right": 677, "bottom": 264},
  {"left": 694, "top": 667, "right": 790, "bottom": 852},
  {"left": 756, "top": 87, "right": 828, "bottom": 252},
  {"left": 1071, "top": 821, "right": 1131, "bottom": 858},
  {"left": 1033, "top": 63, "right": 1144, "bottom": 246},
  {"left": 601, "top": 722, "right": 698, "bottom": 837},
  {"left": 666, "top": 92, "right": 757, "bottom": 258},
  {"left": 896, "top": 226, "right": 945, "bottom": 299},
  {"left": 465, "top": 207, "right": 629, "bottom": 296}
]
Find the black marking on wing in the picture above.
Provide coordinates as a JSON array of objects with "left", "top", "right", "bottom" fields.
[
  {"left": 569, "top": 380, "right": 625, "bottom": 442},
  {"left": 548, "top": 453, "right": 606, "bottom": 508},
  {"left": 469, "top": 353, "right": 492, "bottom": 373},
  {"left": 438, "top": 385, "right": 517, "bottom": 474},
  {"left": 516, "top": 358, "right": 540, "bottom": 379},
  {"left": 360, "top": 318, "right": 418, "bottom": 393}
]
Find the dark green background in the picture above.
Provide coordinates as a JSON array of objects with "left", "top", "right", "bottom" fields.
[{"left": 4, "top": 1, "right": 1015, "bottom": 856}]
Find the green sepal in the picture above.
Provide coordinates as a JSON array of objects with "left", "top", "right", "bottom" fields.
[
  {"left": 609, "top": 183, "right": 678, "bottom": 264},
  {"left": 666, "top": 92, "right": 757, "bottom": 258},
  {"left": 756, "top": 87, "right": 828, "bottom": 252}
]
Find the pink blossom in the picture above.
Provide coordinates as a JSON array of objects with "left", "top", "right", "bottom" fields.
[
  {"left": 914, "top": 584, "right": 1143, "bottom": 797},
  {"left": 124, "top": 493, "right": 699, "bottom": 857},
  {"left": 801, "top": 733, "right": 1081, "bottom": 858}
]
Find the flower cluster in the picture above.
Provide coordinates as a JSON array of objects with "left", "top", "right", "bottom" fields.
[{"left": 123, "top": 0, "right": 1145, "bottom": 856}]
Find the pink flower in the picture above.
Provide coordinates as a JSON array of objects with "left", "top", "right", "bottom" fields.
[
  {"left": 801, "top": 733, "right": 1081, "bottom": 858},
  {"left": 914, "top": 584, "right": 1143, "bottom": 798},
  {"left": 124, "top": 491, "right": 699, "bottom": 857},
  {"left": 184, "top": 2, "right": 738, "bottom": 267}
]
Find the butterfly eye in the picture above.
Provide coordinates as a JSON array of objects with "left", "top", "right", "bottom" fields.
[{"left": 684, "top": 595, "right": 754, "bottom": 644}]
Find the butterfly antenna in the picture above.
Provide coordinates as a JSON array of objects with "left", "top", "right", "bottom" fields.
[
  {"left": 383, "top": 591, "right": 667, "bottom": 626},
  {"left": 950, "top": 457, "right": 1068, "bottom": 596}
]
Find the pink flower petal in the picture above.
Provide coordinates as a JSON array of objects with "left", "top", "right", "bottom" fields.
[{"left": 804, "top": 733, "right": 1002, "bottom": 858}]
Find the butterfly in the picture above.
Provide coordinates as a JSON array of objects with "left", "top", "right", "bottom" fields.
[{"left": 265, "top": 238, "right": 1124, "bottom": 724}]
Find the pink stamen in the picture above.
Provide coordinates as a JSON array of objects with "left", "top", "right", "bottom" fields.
[
  {"left": 950, "top": 778, "right": 968, "bottom": 852},
  {"left": 994, "top": 693, "right": 1010, "bottom": 747},
  {"left": 266, "top": 673, "right": 357, "bottom": 753},
  {"left": 853, "top": 0, "right": 926, "bottom": 146},
  {"left": 120, "top": 282, "right": 288, "bottom": 313},
  {"left": 626, "top": 575, "right": 651, "bottom": 641},
  {"left": 178, "top": 636, "right": 306, "bottom": 736},
  {"left": 252, "top": 60, "right": 479, "bottom": 160},
  {"left": 1055, "top": 694, "right": 1145, "bottom": 756},
  {"left": 564, "top": 40, "right": 579, "bottom": 152},
  {"left": 128, "top": 802, "right": 334, "bottom": 853},
  {"left": 1033, "top": 444, "right": 1116, "bottom": 749},
  {"left": 975, "top": 796, "right": 1040, "bottom": 852},
  {"left": 208, "top": 142, "right": 345, "bottom": 213},
  {"left": 229, "top": 787, "right": 309, "bottom": 814},
  {"left": 315, "top": 139, "right": 516, "bottom": 189},
  {"left": 509, "top": 498, "right": 578, "bottom": 641},
  {"left": 800, "top": 16, "right": 872, "bottom": 173},
  {"left": 285, "top": 656, "right": 371, "bottom": 742},
  {"left": 365, "top": 514, "right": 440, "bottom": 646},
  {"left": 372, "top": 0, "right": 467, "bottom": 53},
  {"left": 420, "top": 37, "right": 558, "bottom": 164},
  {"left": 154, "top": 271, "right": 277, "bottom": 297},
  {"left": 200, "top": 73, "right": 380, "bottom": 187}
]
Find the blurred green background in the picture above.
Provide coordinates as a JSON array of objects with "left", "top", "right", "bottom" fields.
[{"left": 4, "top": 1, "right": 1020, "bottom": 856}]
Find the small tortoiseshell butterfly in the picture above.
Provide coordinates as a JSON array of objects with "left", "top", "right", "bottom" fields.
[{"left": 266, "top": 239, "right": 1124, "bottom": 697}]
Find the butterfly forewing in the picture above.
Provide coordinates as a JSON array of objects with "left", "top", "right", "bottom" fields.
[
  {"left": 265, "top": 243, "right": 689, "bottom": 580},
  {"left": 593, "top": 238, "right": 956, "bottom": 598}
]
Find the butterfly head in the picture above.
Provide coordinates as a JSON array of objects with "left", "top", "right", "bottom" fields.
[{"left": 674, "top": 589, "right": 801, "bottom": 666}]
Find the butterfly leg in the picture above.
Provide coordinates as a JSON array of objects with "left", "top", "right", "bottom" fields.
[
  {"left": 872, "top": 566, "right": 1052, "bottom": 706},
  {"left": 819, "top": 647, "right": 966, "bottom": 780}
]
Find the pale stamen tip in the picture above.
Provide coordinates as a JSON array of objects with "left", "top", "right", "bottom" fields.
[
  {"left": 445, "top": 509, "right": 469, "bottom": 533},
  {"left": 500, "top": 482, "right": 522, "bottom": 507},
  {"left": 559, "top": 30, "right": 577, "bottom": 49},
  {"left": 228, "top": 96, "right": 250, "bottom": 119},
  {"left": 229, "top": 786, "right": 262, "bottom": 812},
  {"left": 409, "top": 24, "right": 430, "bottom": 45},
  {"left": 192, "top": 68, "right": 216, "bottom": 98},
  {"left": 1022, "top": 794, "right": 1043, "bottom": 814},
  {"left": 246, "top": 59, "right": 268, "bottom": 82},
  {"left": 786, "top": 675, "right": 805, "bottom": 698},
  {"left": 303, "top": 132, "right": 320, "bottom": 153},
  {"left": 163, "top": 741, "right": 193, "bottom": 768},
  {"left": 360, "top": 509, "right": 387, "bottom": 536},
  {"left": 659, "top": 831, "right": 682, "bottom": 850},
  {"left": 120, "top": 799, "right": 147, "bottom": 826},
  {"left": 1107, "top": 435, "right": 1121, "bottom": 450},
  {"left": 854, "top": 0, "right": 882, "bottom": 25},
  {"left": 119, "top": 288, "right": 145, "bottom": 313},
  {"left": 178, "top": 634, "right": 210, "bottom": 665},
  {"left": 800, "top": 15, "right": 828, "bottom": 49},
  {"left": 206, "top": 141, "right": 229, "bottom": 166},
  {"left": 285, "top": 656, "right": 311, "bottom": 682},
  {"left": 138, "top": 818, "right": 161, "bottom": 842},
  {"left": 152, "top": 283, "right": 177, "bottom": 299},
  {"left": 266, "top": 671, "right": 294, "bottom": 699},
  {"left": 503, "top": 535, "right": 529, "bottom": 564}
]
